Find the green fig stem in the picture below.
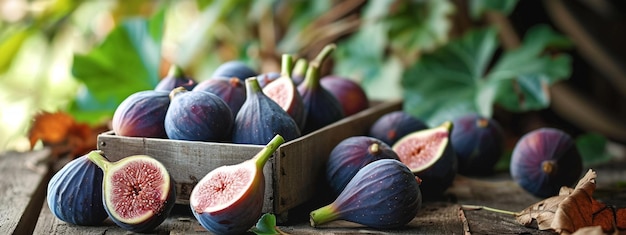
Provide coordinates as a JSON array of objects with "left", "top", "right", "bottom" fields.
[
  {"left": 461, "top": 205, "right": 519, "bottom": 216},
  {"left": 253, "top": 135, "right": 285, "bottom": 170},
  {"left": 86, "top": 150, "right": 111, "bottom": 173},
  {"left": 245, "top": 78, "right": 263, "bottom": 98},
  {"left": 292, "top": 58, "right": 308, "bottom": 77},
  {"left": 309, "top": 204, "right": 340, "bottom": 227},
  {"left": 169, "top": 86, "right": 187, "bottom": 100},
  {"left": 303, "top": 63, "right": 321, "bottom": 89},
  {"left": 167, "top": 64, "right": 184, "bottom": 78},
  {"left": 280, "top": 54, "right": 294, "bottom": 76},
  {"left": 312, "top": 44, "right": 336, "bottom": 65}
]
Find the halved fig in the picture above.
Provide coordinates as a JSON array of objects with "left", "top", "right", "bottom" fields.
[{"left": 263, "top": 54, "right": 307, "bottom": 130}]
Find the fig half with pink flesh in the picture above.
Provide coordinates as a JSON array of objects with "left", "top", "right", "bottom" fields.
[
  {"left": 190, "top": 135, "right": 285, "bottom": 235},
  {"left": 263, "top": 54, "right": 307, "bottom": 130}
]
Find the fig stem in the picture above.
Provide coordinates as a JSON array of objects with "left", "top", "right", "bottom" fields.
[
  {"left": 312, "top": 44, "right": 336, "bottom": 65},
  {"left": 280, "top": 54, "right": 294, "bottom": 76},
  {"left": 169, "top": 86, "right": 187, "bottom": 100},
  {"left": 461, "top": 205, "right": 518, "bottom": 216},
  {"left": 86, "top": 150, "right": 111, "bottom": 172},
  {"left": 253, "top": 134, "right": 285, "bottom": 170},
  {"left": 292, "top": 58, "right": 308, "bottom": 77},
  {"left": 245, "top": 78, "right": 263, "bottom": 97},
  {"left": 303, "top": 63, "right": 320, "bottom": 89},
  {"left": 309, "top": 204, "right": 340, "bottom": 227},
  {"left": 167, "top": 64, "right": 184, "bottom": 78}
]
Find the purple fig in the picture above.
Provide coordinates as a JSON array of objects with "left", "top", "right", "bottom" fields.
[
  {"left": 112, "top": 90, "right": 170, "bottom": 138},
  {"left": 320, "top": 75, "right": 369, "bottom": 116},
  {"left": 256, "top": 72, "right": 281, "bottom": 87},
  {"left": 193, "top": 77, "right": 246, "bottom": 118},
  {"left": 451, "top": 114, "right": 505, "bottom": 176},
  {"left": 190, "top": 135, "right": 285, "bottom": 235},
  {"left": 155, "top": 65, "right": 197, "bottom": 91},
  {"left": 212, "top": 61, "right": 257, "bottom": 83},
  {"left": 369, "top": 111, "right": 429, "bottom": 146},
  {"left": 263, "top": 54, "right": 307, "bottom": 130}
]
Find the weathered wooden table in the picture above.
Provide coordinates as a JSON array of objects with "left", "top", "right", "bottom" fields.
[{"left": 3, "top": 149, "right": 625, "bottom": 234}]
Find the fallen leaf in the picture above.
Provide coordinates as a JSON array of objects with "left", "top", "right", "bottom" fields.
[{"left": 516, "top": 169, "right": 626, "bottom": 234}]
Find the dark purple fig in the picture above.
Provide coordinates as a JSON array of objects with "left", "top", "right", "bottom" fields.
[
  {"left": 212, "top": 61, "right": 257, "bottom": 82},
  {"left": 310, "top": 159, "right": 421, "bottom": 229},
  {"left": 88, "top": 151, "right": 176, "bottom": 233},
  {"left": 320, "top": 75, "right": 369, "bottom": 116},
  {"left": 191, "top": 135, "right": 285, "bottom": 235},
  {"left": 47, "top": 152, "right": 108, "bottom": 225},
  {"left": 263, "top": 54, "right": 307, "bottom": 130},
  {"left": 297, "top": 45, "right": 345, "bottom": 134},
  {"left": 326, "top": 136, "right": 400, "bottom": 195},
  {"left": 112, "top": 90, "right": 170, "bottom": 138},
  {"left": 369, "top": 111, "right": 429, "bottom": 146},
  {"left": 510, "top": 128, "right": 583, "bottom": 198},
  {"left": 392, "top": 121, "right": 457, "bottom": 200},
  {"left": 164, "top": 87, "right": 233, "bottom": 141},
  {"left": 232, "top": 78, "right": 300, "bottom": 144},
  {"left": 256, "top": 72, "right": 280, "bottom": 87},
  {"left": 290, "top": 58, "right": 308, "bottom": 85},
  {"left": 193, "top": 77, "right": 246, "bottom": 118},
  {"left": 155, "top": 64, "right": 197, "bottom": 91},
  {"left": 451, "top": 114, "right": 505, "bottom": 176}
]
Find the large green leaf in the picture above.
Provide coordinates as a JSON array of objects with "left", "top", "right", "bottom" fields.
[
  {"left": 69, "top": 8, "right": 166, "bottom": 124},
  {"left": 402, "top": 25, "right": 571, "bottom": 126},
  {"left": 469, "top": 0, "right": 519, "bottom": 19},
  {"left": 0, "top": 28, "right": 33, "bottom": 75}
]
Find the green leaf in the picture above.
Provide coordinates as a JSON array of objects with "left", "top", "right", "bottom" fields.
[
  {"left": 576, "top": 133, "right": 612, "bottom": 167},
  {"left": 470, "top": 0, "right": 519, "bottom": 19},
  {"left": 0, "top": 28, "right": 33, "bottom": 75},
  {"left": 250, "top": 213, "right": 282, "bottom": 235},
  {"left": 402, "top": 25, "right": 571, "bottom": 126},
  {"left": 69, "top": 8, "right": 166, "bottom": 124}
]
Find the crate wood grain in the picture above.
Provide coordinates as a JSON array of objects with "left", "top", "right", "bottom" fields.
[{"left": 96, "top": 100, "right": 403, "bottom": 216}]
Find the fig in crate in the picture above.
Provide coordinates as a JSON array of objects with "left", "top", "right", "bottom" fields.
[
  {"left": 155, "top": 64, "right": 197, "bottom": 91},
  {"left": 193, "top": 77, "right": 246, "bottom": 118},
  {"left": 263, "top": 54, "right": 307, "bottom": 130},
  {"left": 112, "top": 90, "right": 170, "bottom": 138},
  {"left": 212, "top": 60, "right": 257, "bottom": 82},
  {"left": 320, "top": 75, "right": 369, "bottom": 116}
]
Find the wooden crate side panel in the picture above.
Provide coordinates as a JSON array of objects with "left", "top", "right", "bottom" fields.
[
  {"left": 96, "top": 135, "right": 277, "bottom": 212},
  {"left": 274, "top": 100, "right": 402, "bottom": 213}
]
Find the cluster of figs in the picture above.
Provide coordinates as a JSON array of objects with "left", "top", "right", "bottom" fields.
[{"left": 45, "top": 42, "right": 584, "bottom": 233}]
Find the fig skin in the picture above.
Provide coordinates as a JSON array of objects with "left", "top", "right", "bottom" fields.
[
  {"left": 510, "top": 128, "right": 583, "bottom": 198},
  {"left": 311, "top": 159, "right": 421, "bottom": 229},
  {"left": 155, "top": 64, "right": 197, "bottom": 91},
  {"left": 190, "top": 135, "right": 285, "bottom": 235},
  {"left": 212, "top": 61, "right": 257, "bottom": 82},
  {"left": 87, "top": 151, "right": 176, "bottom": 233},
  {"left": 263, "top": 54, "right": 307, "bottom": 130},
  {"left": 164, "top": 87, "right": 234, "bottom": 141},
  {"left": 297, "top": 45, "right": 345, "bottom": 134},
  {"left": 47, "top": 154, "right": 108, "bottom": 225},
  {"left": 451, "top": 114, "right": 504, "bottom": 176},
  {"left": 320, "top": 75, "right": 369, "bottom": 116},
  {"left": 392, "top": 121, "right": 458, "bottom": 200},
  {"left": 233, "top": 78, "right": 300, "bottom": 144},
  {"left": 326, "top": 136, "right": 399, "bottom": 195},
  {"left": 112, "top": 90, "right": 170, "bottom": 138},
  {"left": 193, "top": 77, "right": 246, "bottom": 118},
  {"left": 256, "top": 72, "right": 280, "bottom": 87},
  {"left": 369, "top": 111, "right": 429, "bottom": 146}
]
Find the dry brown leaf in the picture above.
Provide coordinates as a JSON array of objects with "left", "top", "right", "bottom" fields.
[{"left": 516, "top": 169, "right": 626, "bottom": 234}]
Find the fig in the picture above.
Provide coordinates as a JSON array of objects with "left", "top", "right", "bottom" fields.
[
  {"left": 164, "top": 87, "right": 233, "bottom": 141},
  {"left": 451, "top": 114, "right": 505, "bottom": 176},
  {"left": 297, "top": 45, "right": 345, "bottom": 134},
  {"left": 392, "top": 121, "right": 457, "bottom": 200},
  {"left": 112, "top": 90, "right": 170, "bottom": 138},
  {"left": 263, "top": 54, "right": 307, "bottom": 130},
  {"left": 510, "top": 128, "right": 583, "bottom": 198},
  {"left": 290, "top": 58, "right": 308, "bottom": 85},
  {"left": 193, "top": 77, "right": 246, "bottom": 118},
  {"left": 87, "top": 151, "right": 176, "bottom": 233},
  {"left": 310, "top": 159, "right": 421, "bottom": 229},
  {"left": 47, "top": 153, "right": 108, "bottom": 225},
  {"left": 190, "top": 135, "right": 285, "bottom": 235},
  {"left": 155, "top": 64, "right": 197, "bottom": 91},
  {"left": 320, "top": 75, "right": 369, "bottom": 116},
  {"left": 368, "top": 111, "right": 429, "bottom": 146},
  {"left": 232, "top": 77, "right": 301, "bottom": 144},
  {"left": 326, "top": 136, "right": 399, "bottom": 195},
  {"left": 256, "top": 72, "right": 280, "bottom": 87},
  {"left": 212, "top": 61, "right": 257, "bottom": 82}
]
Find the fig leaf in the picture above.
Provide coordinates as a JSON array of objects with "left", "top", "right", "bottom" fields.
[
  {"left": 68, "top": 8, "right": 165, "bottom": 124},
  {"left": 250, "top": 213, "right": 286, "bottom": 235},
  {"left": 469, "top": 0, "right": 519, "bottom": 20}
]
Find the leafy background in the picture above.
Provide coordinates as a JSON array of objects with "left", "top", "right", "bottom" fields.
[{"left": 0, "top": 0, "right": 624, "bottom": 167}]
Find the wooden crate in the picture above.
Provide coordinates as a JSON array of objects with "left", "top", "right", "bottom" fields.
[{"left": 96, "top": 100, "right": 402, "bottom": 217}]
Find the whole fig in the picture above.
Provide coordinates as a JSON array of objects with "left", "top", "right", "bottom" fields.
[
  {"left": 310, "top": 159, "right": 421, "bottom": 229},
  {"left": 263, "top": 54, "right": 307, "bottom": 130},
  {"left": 326, "top": 136, "right": 399, "bottom": 195},
  {"left": 212, "top": 61, "right": 257, "bottom": 82},
  {"left": 155, "top": 64, "right": 197, "bottom": 91},
  {"left": 88, "top": 151, "right": 176, "bottom": 233},
  {"left": 320, "top": 75, "right": 369, "bottom": 116},
  {"left": 191, "top": 135, "right": 285, "bottom": 235},
  {"left": 369, "top": 111, "right": 428, "bottom": 146},
  {"left": 510, "top": 128, "right": 583, "bottom": 198},
  {"left": 232, "top": 78, "right": 301, "bottom": 144},
  {"left": 112, "top": 90, "right": 170, "bottom": 138},
  {"left": 164, "top": 87, "right": 233, "bottom": 141},
  {"left": 451, "top": 114, "right": 505, "bottom": 176},
  {"left": 47, "top": 153, "right": 108, "bottom": 225},
  {"left": 193, "top": 77, "right": 246, "bottom": 118}
]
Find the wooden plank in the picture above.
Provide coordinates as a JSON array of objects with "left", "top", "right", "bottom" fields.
[{"left": 0, "top": 149, "right": 50, "bottom": 235}]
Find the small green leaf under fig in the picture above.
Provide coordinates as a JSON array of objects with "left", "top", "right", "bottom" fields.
[
  {"left": 576, "top": 133, "right": 612, "bottom": 167},
  {"left": 250, "top": 213, "right": 287, "bottom": 235}
]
